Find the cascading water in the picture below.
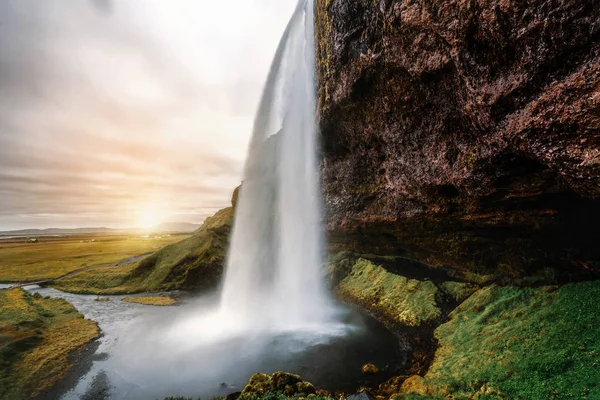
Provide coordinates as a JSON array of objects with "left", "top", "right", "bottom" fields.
[
  {"left": 220, "top": 0, "right": 332, "bottom": 328},
  {"left": 36, "top": 4, "right": 404, "bottom": 397}
]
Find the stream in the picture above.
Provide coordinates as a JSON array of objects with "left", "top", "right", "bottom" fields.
[{"left": 3, "top": 285, "right": 405, "bottom": 400}]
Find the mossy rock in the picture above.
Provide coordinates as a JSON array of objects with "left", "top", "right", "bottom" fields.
[
  {"left": 439, "top": 281, "right": 478, "bottom": 303},
  {"left": 239, "top": 372, "right": 315, "bottom": 399},
  {"left": 335, "top": 258, "right": 441, "bottom": 327}
]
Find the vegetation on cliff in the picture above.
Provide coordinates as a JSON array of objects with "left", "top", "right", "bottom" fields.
[
  {"left": 0, "top": 288, "right": 99, "bottom": 399},
  {"left": 327, "top": 253, "right": 600, "bottom": 399}
]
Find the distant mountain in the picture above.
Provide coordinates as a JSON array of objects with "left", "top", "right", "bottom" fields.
[
  {"left": 152, "top": 222, "right": 201, "bottom": 233},
  {"left": 0, "top": 227, "right": 114, "bottom": 236},
  {"left": 0, "top": 223, "right": 202, "bottom": 237}
]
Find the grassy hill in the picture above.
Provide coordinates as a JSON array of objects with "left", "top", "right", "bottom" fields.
[{"left": 52, "top": 187, "right": 239, "bottom": 294}]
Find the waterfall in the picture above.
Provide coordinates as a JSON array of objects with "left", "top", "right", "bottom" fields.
[{"left": 220, "top": 0, "right": 332, "bottom": 328}]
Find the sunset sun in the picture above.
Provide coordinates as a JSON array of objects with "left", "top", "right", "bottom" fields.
[{"left": 137, "top": 207, "right": 163, "bottom": 229}]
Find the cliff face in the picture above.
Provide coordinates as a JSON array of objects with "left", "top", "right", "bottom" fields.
[{"left": 316, "top": 0, "right": 600, "bottom": 279}]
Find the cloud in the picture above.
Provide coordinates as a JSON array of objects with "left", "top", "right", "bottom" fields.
[
  {"left": 0, "top": 0, "right": 297, "bottom": 230},
  {"left": 90, "top": 0, "right": 113, "bottom": 15}
]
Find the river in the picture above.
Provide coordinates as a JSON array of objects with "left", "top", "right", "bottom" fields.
[{"left": 2, "top": 285, "right": 405, "bottom": 400}]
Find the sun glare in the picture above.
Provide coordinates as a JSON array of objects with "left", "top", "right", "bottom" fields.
[{"left": 137, "top": 207, "right": 163, "bottom": 229}]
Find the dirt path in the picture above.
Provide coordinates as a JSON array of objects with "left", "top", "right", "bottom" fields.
[{"left": 8, "top": 253, "right": 151, "bottom": 289}]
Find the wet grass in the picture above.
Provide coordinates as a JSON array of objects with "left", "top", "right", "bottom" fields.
[
  {"left": 0, "top": 234, "right": 191, "bottom": 282},
  {"left": 0, "top": 288, "right": 99, "bottom": 399}
]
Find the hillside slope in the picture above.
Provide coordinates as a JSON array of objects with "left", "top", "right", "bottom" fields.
[{"left": 52, "top": 188, "right": 239, "bottom": 294}]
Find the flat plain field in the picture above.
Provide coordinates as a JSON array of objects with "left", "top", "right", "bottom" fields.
[{"left": 0, "top": 234, "right": 191, "bottom": 282}]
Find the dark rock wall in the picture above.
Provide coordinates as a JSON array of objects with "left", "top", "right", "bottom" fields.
[{"left": 316, "top": 0, "right": 600, "bottom": 279}]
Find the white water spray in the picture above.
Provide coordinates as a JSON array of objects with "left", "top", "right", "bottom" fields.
[{"left": 220, "top": 0, "right": 332, "bottom": 328}]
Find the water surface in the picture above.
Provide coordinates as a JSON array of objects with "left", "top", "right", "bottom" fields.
[{"left": 20, "top": 287, "right": 404, "bottom": 400}]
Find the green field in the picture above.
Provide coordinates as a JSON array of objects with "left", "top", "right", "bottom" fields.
[{"left": 0, "top": 234, "right": 191, "bottom": 282}]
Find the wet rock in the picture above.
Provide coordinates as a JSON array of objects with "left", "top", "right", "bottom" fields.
[
  {"left": 316, "top": 0, "right": 600, "bottom": 280},
  {"left": 224, "top": 391, "right": 241, "bottom": 400},
  {"left": 347, "top": 390, "right": 377, "bottom": 400},
  {"left": 239, "top": 372, "right": 316, "bottom": 398},
  {"left": 361, "top": 363, "right": 379, "bottom": 375}
]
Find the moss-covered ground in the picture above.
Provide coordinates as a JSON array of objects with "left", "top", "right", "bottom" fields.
[
  {"left": 122, "top": 296, "right": 177, "bottom": 306},
  {"left": 0, "top": 288, "right": 99, "bottom": 399},
  {"left": 400, "top": 281, "right": 600, "bottom": 399},
  {"left": 335, "top": 258, "right": 441, "bottom": 327},
  {"left": 120, "top": 207, "right": 234, "bottom": 292}
]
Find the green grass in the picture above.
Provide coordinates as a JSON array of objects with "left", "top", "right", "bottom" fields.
[
  {"left": 0, "top": 234, "right": 190, "bottom": 282},
  {"left": 409, "top": 281, "right": 600, "bottom": 399},
  {"left": 50, "top": 262, "right": 145, "bottom": 295},
  {"left": 51, "top": 207, "right": 234, "bottom": 294},
  {"left": 122, "top": 296, "right": 177, "bottom": 306},
  {"left": 0, "top": 288, "right": 99, "bottom": 399},
  {"left": 124, "top": 207, "right": 234, "bottom": 292}
]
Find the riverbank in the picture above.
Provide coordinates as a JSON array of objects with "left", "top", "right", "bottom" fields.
[{"left": 0, "top": 288, "right": 100, "bottom": 399}]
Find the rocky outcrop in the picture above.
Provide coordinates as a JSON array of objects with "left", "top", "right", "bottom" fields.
[
  {"left": 239, "top": 372, "right": 316, "bottom": 398},
  {"left": 316, "top": 0, "right": 600, "bottom": 280}
]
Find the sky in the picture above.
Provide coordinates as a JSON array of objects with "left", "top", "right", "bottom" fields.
[{"left": 0, "top": 0, "right": 297, "bottom": 230}]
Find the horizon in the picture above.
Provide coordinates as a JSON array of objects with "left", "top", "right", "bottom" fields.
[
  {"left": 0, "top": 0, "right": 297, "bottom": 231},
  {"left": 0, "top": 220, "right": 202, "bottom": 233}
]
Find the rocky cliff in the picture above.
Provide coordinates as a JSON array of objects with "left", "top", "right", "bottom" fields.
[{"left": 316, "top": 0, "right": 600, "bottom": 281}]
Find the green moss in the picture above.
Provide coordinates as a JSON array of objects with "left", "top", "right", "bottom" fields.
[
  {"left": 0, "top": 288, "right": 99, "bottom": 399},
  {"left": 439, "top": 281, "right": 478, "bottom": 303},
  {"left": 417, "top": 281, "right": 600, "bottom": 399},
  {"left": 336, "top": 258, "right": 441, "bottom": 327},
  {"left": 465, "top": 145, "right": 478, "bottom": 166},
  {"left": 122, "top": 296, "right": 177, "bottom": 306}
]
